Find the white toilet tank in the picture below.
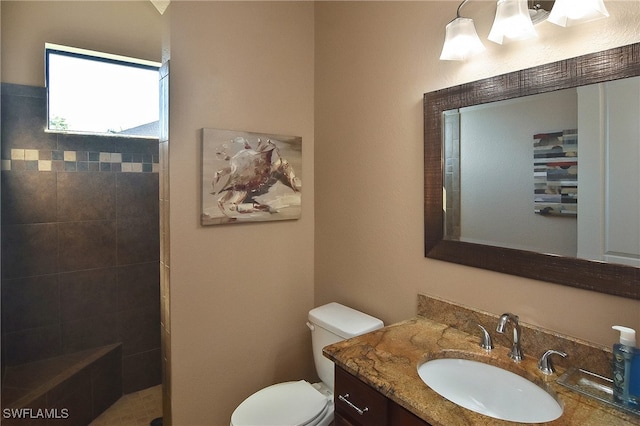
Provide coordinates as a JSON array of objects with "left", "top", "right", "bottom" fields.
[{"left": 307, "top": 302, "right": 384, "bottom": 391}]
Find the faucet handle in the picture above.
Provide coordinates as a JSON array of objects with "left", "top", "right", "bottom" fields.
[
  {"left": 538, "top": 349, "right": 567, "bottom": 375},
  {"left": 477, "top": 324, "right": 493, "bottom": 351}
]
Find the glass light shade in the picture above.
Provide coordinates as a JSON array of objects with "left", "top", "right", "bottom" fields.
[
  {"left": 440, "top": 17, "right": 486, "bottom": 61},
  {"left": 529, "top": 7, "right": 550, "bottom": 25},
  {"left": 488, "top": 0, "right": 538, "bottom": 45},
  {"left": 547, "top": 0, "right": 609, "bottom": 27}
]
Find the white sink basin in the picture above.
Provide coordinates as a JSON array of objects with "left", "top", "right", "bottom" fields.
[{"left": 417, "top": 358, "right": 563, "bottom": 423}]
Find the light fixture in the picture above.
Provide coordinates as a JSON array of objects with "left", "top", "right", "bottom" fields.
[
  {"left": 439, "top": 0, "right": 486, "bottom": 61},
  {"left": 438, "top": 0, "right": 612, "bottom": 62},
  {"left": 150, "top": 0, "right": 170, "bottom": 15},
  {"left": 547, "top": 0, "right": 609, "bottom": 27},
  {"left": 488, "top": 0, "right": 538, "bottom": 45}
]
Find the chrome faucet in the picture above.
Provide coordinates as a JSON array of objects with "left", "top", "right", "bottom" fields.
[
  {"left": 496, "top": 313, "right": 523, "bottom": 362},
  {"left": 477, "top": 324, "right": 493, "bottom": 351},
  {"left": 538, "top": 349, "right": 567, "bottom": 375}
]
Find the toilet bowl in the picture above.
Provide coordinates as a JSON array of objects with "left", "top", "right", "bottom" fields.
[
  {"left": 230, "top": 302, "right": 384, "bottom": 426},
  {"left": 231, "top": 380, "right": 333, "bottom": 426}
]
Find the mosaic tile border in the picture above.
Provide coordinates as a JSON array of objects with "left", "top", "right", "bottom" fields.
[{"left": 3, "top": 149, "right": 159, "bottom": 173}]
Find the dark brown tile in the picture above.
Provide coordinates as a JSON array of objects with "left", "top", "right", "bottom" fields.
[
  {"left": 1, "top": 385, "right": 28, "bottom": 409},
  {"left": 39, "top": 150, "right": 53, "bottom": 160},
  {"left": 57, "top": 172, "right": 116, "bottom": 222},
  {"left": 118, "top": 305, "right": 160, "bottom": 356},
  {"left": 59, "top": 269, "right": 118, "bottom": 322},
  {"left": 46, "top": 369, "right": 93, "bottom": 426},
  {"left": 1, "top": 275, "right": 60, "bottom": 333},
  {"left": 52, "top": 160, "right": 64, "bottom": 172},
  {"left": 46, "top": 366, "right": 91, "bottom": 406},
  {"left": 1, "top": 171, "right": 57, "bottom": 225},
  {"left": 58, "top": 221, "right": 116, "bottom": 272},
  {"left": 2, "top": 351, "right": 84, "bottom": 393},
  {"left": 122, "top": 349, "right": 161, "bottom": 394},
  {"left": 116, "top": 173, "right": 159, "bottom": 219},
  {"left": 61, "top": 313, "right": 119, "bottom": 355},
  {"left": 1, "top": 332, "right": 5, "bottom": 376},
  {"left": 10, "top": 160, "right": 26, "bottom": 171},
  {"left": 117, "top": 262, "right": 160, "bottom": 311},
  {"left": 114, "top": 137, "right": 159, "bottom": 156},
  {"left": 2, "top": 223, "right": 58, "bottom": 279},
  {"left": 1, "top": 84, "right": 57, "bottom": 159},
  {"left": 90, "top": 346, "right": 123, "bottom": 416},
  {"left": 117, "top": 217, "right": 159, "bottom": 265},
  {"left": 4, "top": 325, "right": 62, "bottom": 366}
]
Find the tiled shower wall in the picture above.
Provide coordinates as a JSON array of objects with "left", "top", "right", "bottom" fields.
[
  {"left": 158, "top": 61, "right": 172, "bottom": 422},
  {"left": 1, "top": 83, "right": 161, "bottom": 393}
]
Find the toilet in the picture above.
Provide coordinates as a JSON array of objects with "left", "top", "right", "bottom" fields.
[{"left": 230, "top": 302, "right": 384, "bottom": 426}]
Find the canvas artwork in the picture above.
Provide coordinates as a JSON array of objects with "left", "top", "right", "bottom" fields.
[
  {"left": 533, "top": 129, "right": 578, "bottom": 216},
  {"left": 201, "top": 128, "right": 302, "bottom": 225}
]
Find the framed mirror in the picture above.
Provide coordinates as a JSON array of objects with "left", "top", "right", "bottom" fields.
[{"left": 424, "top": 42, "right": 640, "bottom": 300}]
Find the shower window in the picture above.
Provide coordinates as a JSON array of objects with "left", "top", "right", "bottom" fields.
[{"left": 45, "top": 43, "right": 161, "bottom": 138}]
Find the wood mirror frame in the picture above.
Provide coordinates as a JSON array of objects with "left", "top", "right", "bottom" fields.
[{"left": 424, "top": 42, "right": 640, "bottom": 300}]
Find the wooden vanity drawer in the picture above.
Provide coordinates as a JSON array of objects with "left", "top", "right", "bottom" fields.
[{"left": 335, "top": 366, "right": 388, "bottom": 426}]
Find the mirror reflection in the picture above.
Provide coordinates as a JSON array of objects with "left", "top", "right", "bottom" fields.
[{"left": 443, "top": 76, "right": 640, "bottom": 268}]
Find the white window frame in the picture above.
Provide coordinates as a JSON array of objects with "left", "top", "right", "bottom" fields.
[{"left": 45, "top": 43, "right": 161, "bottom": 138}]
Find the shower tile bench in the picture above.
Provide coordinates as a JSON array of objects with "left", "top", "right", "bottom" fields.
[{"left": 1, "top": 343, "right": 122, "bottom": 425}]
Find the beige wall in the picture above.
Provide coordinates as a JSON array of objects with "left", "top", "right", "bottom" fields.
[
  {"left": 4, "top": 1, "right": 640, "bottom": 425},
  {"left": 166, "top": 2, "right": 316, "bottom": 424},
  {"left": 315, "top": 0, "right": 640, "bottom": 350}
]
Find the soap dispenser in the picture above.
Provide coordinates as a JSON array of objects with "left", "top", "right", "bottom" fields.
[{"left": 612, "top": 325, "right": 639, "bottom": 407}]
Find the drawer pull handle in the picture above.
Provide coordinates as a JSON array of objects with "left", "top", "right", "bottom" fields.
[{"left": 338, "top": 393, "right": 369, "bottom": 415}]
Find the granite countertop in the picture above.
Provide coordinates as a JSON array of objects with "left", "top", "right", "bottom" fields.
[{"left": 323, "top": 316, "right": 640, "bottom": 426}]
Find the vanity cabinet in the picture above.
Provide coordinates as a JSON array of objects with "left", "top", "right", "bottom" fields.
[{"left": 334, "top": 366, "right": 430, "bottom": 426}]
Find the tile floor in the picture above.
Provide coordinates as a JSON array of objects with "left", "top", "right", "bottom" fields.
[{"left": 89, "top": 385, "right": 163, "bottom": 426}]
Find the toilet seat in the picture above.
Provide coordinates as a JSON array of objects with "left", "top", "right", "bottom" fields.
[{"left": 230, "top": 380, "right": 331, "bottom": 426}]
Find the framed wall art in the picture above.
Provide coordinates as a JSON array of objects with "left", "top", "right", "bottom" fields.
[
  {"left": 533, "top": 129, "right": 578, "bottom": 216},
  {"left": 201, "top": 128, "right": 302, "bottom": 225}
]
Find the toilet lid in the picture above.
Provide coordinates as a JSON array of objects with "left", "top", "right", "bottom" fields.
[{"left": 231, "top": 380, "right": 329, "bottom": 426}]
